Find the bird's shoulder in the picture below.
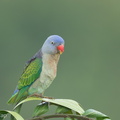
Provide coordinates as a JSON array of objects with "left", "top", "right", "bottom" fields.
[{"left": 17, "top": 51, "right": 43, "bottom": 89}]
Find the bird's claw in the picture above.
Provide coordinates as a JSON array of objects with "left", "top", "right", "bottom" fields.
[
  {"left": 42, "top": 96, "right": 54, "bottom": 99},
  {"left": 28, "top": 93, "right": 43, "bottom": 98},
  {"left": 28, "top": 94, "right": 54, "bottom": 99}
]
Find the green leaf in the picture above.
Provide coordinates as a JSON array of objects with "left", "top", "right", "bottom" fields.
[
  {"left": 42, "top": 98, "right": 85, "bottom": 114},
  {"left": 56, "top": 105, "right": 72, "bottom": 114},
  {"left": 0, "top": 111, "right": 7, "bottom": 120},
  {"left": 33, "top": 102, "right": 49, "bottom": 117},
  {"left": 103, "top": 118, "right": 111, "bottom": 120},
  {"left": 14, "top": 97, "right": 42, "bottom": 110},
  {"left": 83, "top": 109, "right": 110, "bottom": 120},
  {"left": 14, "top": 97, "right": 84, "bottom": 115},
  {"left": 0, "top": 110, "right": 24, "bottom": 120}
]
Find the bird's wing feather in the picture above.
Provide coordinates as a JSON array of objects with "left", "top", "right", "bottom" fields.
[
  {"left": 7, "top": 52, "right": 43, "bottom": 104},
  {"left": 17, "top": 58, "right": 42, "bottom": 89}
]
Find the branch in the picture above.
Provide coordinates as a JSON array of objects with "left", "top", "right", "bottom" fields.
[{"left": 27, "top": 114, "right": 92, "bottom": 120}]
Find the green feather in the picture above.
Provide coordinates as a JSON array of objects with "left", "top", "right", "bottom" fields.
[
  {"left": 18, "top": 58, "right": 42, "bottom": 89},
  {"left": 7, "top": 92, "right": 18, "bottom": 104},
  {"left": 8, "top": 58, "right": 42, "bottom": 104},
  {"left": 15, "top": 86, "right": 29, "bottom": 103}
]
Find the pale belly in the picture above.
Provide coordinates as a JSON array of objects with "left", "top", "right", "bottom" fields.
[
  {"left": 28, "top": 66, "right": 56, "bottom": 95},
  {"left": 28, "top": 53, "right": 59, "bottom": 95}
]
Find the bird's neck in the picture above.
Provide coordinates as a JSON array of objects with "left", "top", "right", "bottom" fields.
[
  {"left": 41, "top": 53, "right": 60, "bottom": 81},
  {"left": 42, "top": 53, "right": 60, "bottom": 65}
]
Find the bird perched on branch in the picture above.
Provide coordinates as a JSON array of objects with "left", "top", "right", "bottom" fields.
[{"left": 8, "top": 35, "right": 65, "bottom": 113}]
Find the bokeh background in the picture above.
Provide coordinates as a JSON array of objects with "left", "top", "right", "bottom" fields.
[{"left": 0, "top": 0, "right": 120, "bottom": 119}]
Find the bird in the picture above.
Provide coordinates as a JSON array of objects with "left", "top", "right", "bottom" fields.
[{"left": 7, "top": 35, "right": 65, "bottom": 113}]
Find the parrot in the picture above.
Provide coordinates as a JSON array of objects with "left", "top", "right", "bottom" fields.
[{"left": 7, "top": 35, "right": 65, "bottom": 114}]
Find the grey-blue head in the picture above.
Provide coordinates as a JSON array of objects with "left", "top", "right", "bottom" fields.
[{"left": 42, "top": 35, "right": 65, "bottom": 55}]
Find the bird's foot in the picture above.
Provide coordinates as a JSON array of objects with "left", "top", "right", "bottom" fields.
[
  {"left": 42, "top": 96, "right": 54, "bottom": 99},
  {"left": 28, "top": 93, "right": 43, "bottom": 98},
  {"left": 28, "top": 94, "right": 54, "bottom": 99}
]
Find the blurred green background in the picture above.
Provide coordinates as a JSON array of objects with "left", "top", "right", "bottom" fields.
[{"left": 0, "top": 0, "right": 120, "bottom": 119}]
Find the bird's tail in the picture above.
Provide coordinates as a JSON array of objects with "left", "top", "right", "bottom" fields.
[
  {"left": 8, "top": 86, "right": 29, "bottom": 104},
  {"left": 7, "top": 92, "right": 18, "bottom": 104},
  {"left": 8, "top": 87, "right": 29, "bottom": 120}
]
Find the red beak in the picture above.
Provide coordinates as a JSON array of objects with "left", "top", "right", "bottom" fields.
[{"left": 57, "top": 44, "right": 64, "bottom": 54}]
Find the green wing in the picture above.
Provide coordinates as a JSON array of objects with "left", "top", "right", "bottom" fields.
[
  {"left": 8, "top": 58, "right": 42, "bottom": 104},
  {"left": 18, "top": 58, "right": 42, "bottom": 89}
]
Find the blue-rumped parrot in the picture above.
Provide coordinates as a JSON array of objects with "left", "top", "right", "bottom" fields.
[{"left": 8, "top": 35, "right": 65, "bottom": 112}]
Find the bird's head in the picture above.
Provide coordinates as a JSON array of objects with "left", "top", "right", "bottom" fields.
[{"left": 42, "top": 35, "right": 65, "bottom": 55}]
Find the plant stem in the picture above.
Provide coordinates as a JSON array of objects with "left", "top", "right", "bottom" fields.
[{"left": 27, "top": 114, "right": 92, "bottom": 120}]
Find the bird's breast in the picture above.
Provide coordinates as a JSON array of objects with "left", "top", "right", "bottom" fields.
[
  {"left": 28, "top": 53, "right": 60, "bottom": 94},
  {"left": 40, "top": 60, "right": 57, "bottom": 83}
]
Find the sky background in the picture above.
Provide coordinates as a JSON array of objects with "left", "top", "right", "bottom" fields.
[{"left": 0, "top": 0, "right": 120, "bottom": 119}]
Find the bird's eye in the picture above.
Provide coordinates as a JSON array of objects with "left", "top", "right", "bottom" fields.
[{"left": 51, "top": 41, "right": 54, "bottom": 45}]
